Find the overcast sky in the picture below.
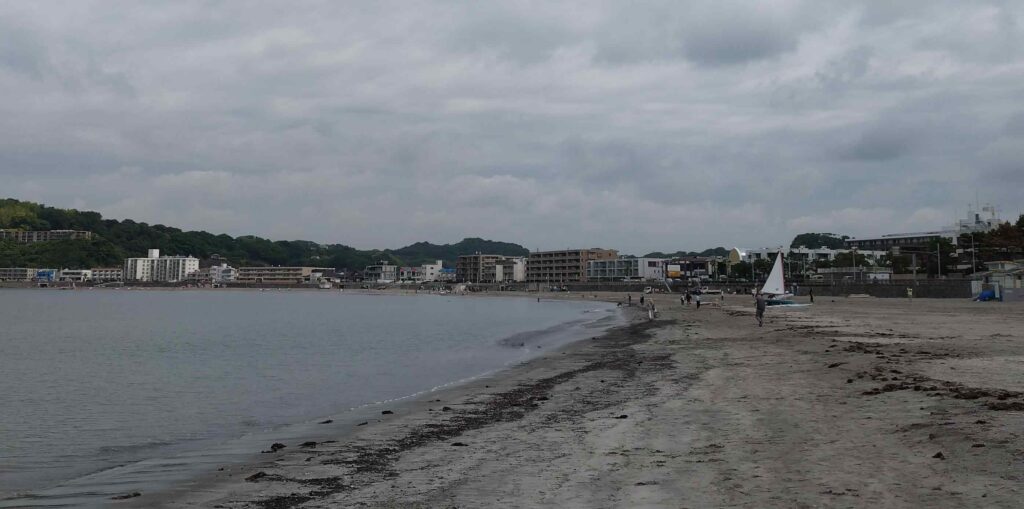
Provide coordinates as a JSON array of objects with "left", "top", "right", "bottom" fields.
[{"left": 2, "top": 1, "right": 1022, "bottom": 253}]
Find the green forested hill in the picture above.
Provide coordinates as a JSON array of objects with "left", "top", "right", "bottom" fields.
[{"left": 0, "top": 198, "right": 527, "bottom": 269}]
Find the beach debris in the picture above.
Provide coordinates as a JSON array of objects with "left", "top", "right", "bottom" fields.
[
  {"left": 972, "top": 443, "right": 986, "bottom": 448},
  {"left": 827, "top": 362, "right": 845, "bottom": 368},
  {"left": 987, "top": 401, "right": 1024, "bottom": 411},
  {"left": 975, "top": 420, "right": 988, "bottom": 424},
  {"left": 451, "top": 442, "right": 468, "bottom": 447},
  {"left": 356, "top": 421, "right": 368, "bottom": 426},
  {"left": 246, "top": 471, "right": 268, "bottom": 482},
  {"left": 110, "top": 492, "right": 141, "bottom": 500},
  {"left": 846, "top": 379, "right": 853, "bottom": 383},
  {"left": 932, "top": 452, "right": 945, "bottom": 460},
  {"left": 442, "top": 406, "right": 453, "bottom": 411},
  {"left": 260, "top": 442, "right": 287, "bottom": 453},
  {"left": 300, "top": 441, "right": 317, "bottom": 448},
  {"left": 616, "top": 414, "right": 629, "bottom": 419},
  {"left": 635, "top": 481, "right": 659, "bottom": 486},
  {"left": 319, "top": 419, "right": 333, "bottom": 424},
  {"left": 381, "top": 410, "right": 394, "bottom": 415}
]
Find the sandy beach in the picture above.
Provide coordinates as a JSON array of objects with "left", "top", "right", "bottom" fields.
[{"left": 141, "top": 293, "right": 1024, "bottom": 508}]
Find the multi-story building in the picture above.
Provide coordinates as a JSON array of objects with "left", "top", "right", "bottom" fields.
[
  {"left": 0, "top": 268, "right": 35, "bottom": 281},
  {"left": 437, "top": 268, "right": 457, "bottom": 282},
  {"left": 58, "top": 269, "right": 92, "bottom": 282},
  {"left": 237, "top": 266, "right": 320, "bottom": 284},
  {"left": 456, "top": 254, "right": 505, "bottom": 283},
  {"left": 0, "top": 229, "right": 93, "bottom": 243},
  {"left": 526, "top": 248, "right": 618, "bottom": 283},
  {"left": 363, "top": 262, "right": 398, "bottom": 283},
  {"left": 420, "top": 260, "right": 444, "bottom": 282},
  {"left": 587, "top": 258, "right": 665, "bottom": 281},
  {"left": 91, "top": 267, "right": 123, "bottom": 282},
  {"left": 124, "top": 249, "right": 200, "bottom": 283},
  {"left": 494, "top": 257, "right": 527, "bottom": 283},
  {"left": 665, "top": 257, "right": 720, "bottom": 280}
]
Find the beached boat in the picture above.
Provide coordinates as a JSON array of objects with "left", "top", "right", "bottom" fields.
[{"left": 761, "top": 250, "right": 795, "bottom": 305}]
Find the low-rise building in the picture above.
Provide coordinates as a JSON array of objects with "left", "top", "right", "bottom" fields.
[
  {"left": 588, "top": 258, "right": 665, "bottom": 281},
  {"left": 437, "top": 268, "right": 457, "bottom": 282},
  {"left": 237, "top": 266, "right": 320, "bottom": 284},
  {"left": 420, "top": 260, "right": 444, "bottom": 282},
  {"left": 189, "top": 263, "right": 238, "bottom": 283},
  {"left": 124, "top": 249, "right": 200, "bottom": 283},
  {"left": 398, "top": 266, "right": 423, "bottom": 282},
  {"left": 363, "top": 262, "right": 398, "bottom": 283},
  {"left": 0, "top": 267, "right": 35, "bottom": 281},
  {"left": 58, "top": 269, "right": 92, "bottom": 282},
  {"left": 526, "top": 248, "right": 618, "bottom": 283},
  {"left": 0, "top": 229, "right": 93, "bottom": 243},
  {"left": 91, "top": 267, "right": 123, "bottom": 282}
]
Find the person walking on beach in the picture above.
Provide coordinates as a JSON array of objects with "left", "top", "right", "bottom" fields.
[
  {"left": 685, "top": 290, "right": 692, "bottom": 305},
  {"left": 627, "top": 294, "right": 632, "bottom": 306},
  {"left": 695, "top": 293, "right": 702, "bottom": 310},
  {"left": 808, "top": 288, "right": 814, "bottom": 303},
  {"left": 755, "top": 292, "right": 767, "bottom": 327},
  {"left": 680, "top": 294, "right": 685, "bottom": 306},
  {"left": 640, "top": 295, "right": 645, "bottom": 306}
]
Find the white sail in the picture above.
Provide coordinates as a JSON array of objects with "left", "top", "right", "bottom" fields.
[{"left": 760, "top": 251, "right": 787, "bottom": 296}]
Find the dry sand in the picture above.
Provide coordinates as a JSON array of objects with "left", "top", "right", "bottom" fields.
[{"left": 145, "top": 294, "right": 1024, "bottom": 508}]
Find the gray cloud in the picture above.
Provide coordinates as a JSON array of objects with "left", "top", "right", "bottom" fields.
[{"left": 0, "top": 1, "right": 1021, "bottom": 253}]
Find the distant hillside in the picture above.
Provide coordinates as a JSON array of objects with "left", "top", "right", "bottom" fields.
[
  {"left": 0, "top": 198, "right": 527, "bottom": 270},
  {"left": 642, "top": 247, "right": 730, "bottom": 258},
  {"left": 790, "top": 232, "right": 848, "bottom": 249},
  {"left": 392, "top": 238, "right": 529, "bottom": 267}
]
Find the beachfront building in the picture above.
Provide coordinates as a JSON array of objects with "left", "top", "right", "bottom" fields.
[
  {"left": 0, "top": 268, "right": 36, "bottom": 281},
  {"left": 731, "top": 247, "right": 886, "bottom": 272},
  {"left": 363, "top": 262, "right": 398, "bottom": 283},
  {"left": 587, "top": 258, "right": 665, "bottom": 282},
  {"left": 189, "top": 263, "right": 238, "bottom": 284},
  {"left": 665, "top": 256, "right": 722, "bottom": 280},
  {"left": 237, "top": 266, "right": 320, "bottom": 284},
  {"left": 398, "top": 266, "right": 423, "bottom": 282},
  {"left": 456, "top": 254, "right": 505, "bottom": 283},
  {"left": 494, "top": 257, "right": 527, "bottom": 283},
  {"left": 91, "top": 267, "right": 123, "bottom": 282},
  {"left": 0, "top": 229, "right": 93, "bottom": 243},
  {"left": 124, "top": 249, "right": 200, "bottom": 283},
  {"left": 420, "top": 260, "right": 444, "bottom": 282},
  {"left": 58, "top": 269, "right": 92, "bottom": 282},
  {"left": 526, "top": 248, "right": 618, "bottom": 284}
]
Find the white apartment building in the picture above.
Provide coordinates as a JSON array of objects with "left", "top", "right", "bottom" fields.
[
  {"left": 124, "top": 249, "right": 200, "bottom": 283},
  {"left": 495, "top": 257, "right": 527, "bottom": 282},
  {"left": 731, "top": 247, "right": 886, "bottom": 268},
  {"left": 421, "top": 260, "right": 444, "bottom": 282},
  {"left": 587, "top": 258, "right": 666, "bottom": 282}
]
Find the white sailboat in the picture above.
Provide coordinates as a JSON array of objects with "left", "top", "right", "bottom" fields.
[{"left": 760, "top": 250, "right": 794, "bottom": 304}]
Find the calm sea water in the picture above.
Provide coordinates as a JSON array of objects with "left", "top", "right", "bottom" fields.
[{"left": 0, "top": 289, "right": 618, "bottom": 505}]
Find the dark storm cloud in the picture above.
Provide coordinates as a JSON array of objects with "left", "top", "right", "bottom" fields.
[{"left": 1, "top": 1, "right": 1022, "bottom": 252}]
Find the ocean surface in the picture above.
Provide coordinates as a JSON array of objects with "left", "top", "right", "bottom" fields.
[{"left": 0, "top": 289, "right": 619, "bottom": 506}]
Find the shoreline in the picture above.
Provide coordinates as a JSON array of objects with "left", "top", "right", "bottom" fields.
[
  {"left": 143, "top": 294, "right": 1024, "bottom": 508},
  {"left": 0, "top": 292, "right": 626, "bottom": 508}
]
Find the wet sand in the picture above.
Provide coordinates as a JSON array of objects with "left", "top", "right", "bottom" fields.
[{"left": 143, "top": 294, "right": 1023, "bottom": 508}]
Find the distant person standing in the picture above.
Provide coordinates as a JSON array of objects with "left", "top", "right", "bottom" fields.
[
  {"left": 685, "top": 291, "right": 692, "bottom": 305},
  {"left": 808, "top": 288, "right": 814, "bottom": 303},
  {"left": 755, "top": 292, "right": 767, "bottom": 327},
  {"left": 640, "top": 295, "right": 645, "bottom": 306},
  {"left": 680, "top": 294, "right": 685, "bottom": 306},
  {"left": 628, "top": 294, "right": 632, "bottom": 306},
  {"left": 695, "top": 293, "right": 702, "bottom": 310}
]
